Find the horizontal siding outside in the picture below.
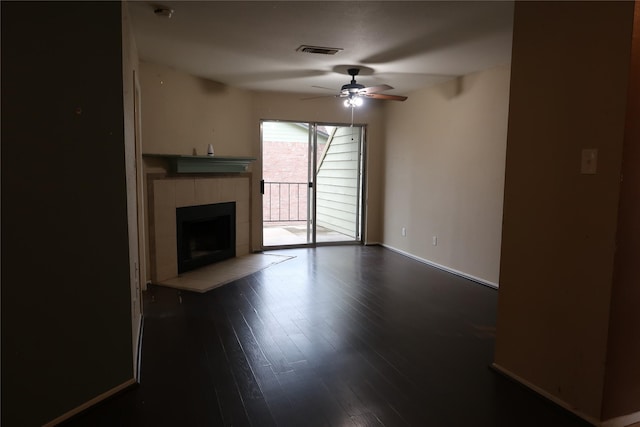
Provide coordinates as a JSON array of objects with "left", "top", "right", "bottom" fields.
[
  {"left": 316, "top": 209, "right": 356, "bottom": 236},
  {"left": 316, "top": 200, "right": 357, "bottom": 214},
  {"left": 317, "top": 160, "right": 359, "bottom": 170},
  {"left": 315, "top": 177, "right": 357, "bottom": 187},
  {"left": 322, "top": 144, "right": 357, "bottom": 154},
  {"left": 317, "top": 186, "right": 358, "bottom": 197},
  {"left": 316, "top": 126, "right": 360, "bottom": 239},
  {"left": 316, "top": 169, "right": 358, "bottom": 179},
  {"left": 316, "top": 151, "right": 358, "bottom": 161}
]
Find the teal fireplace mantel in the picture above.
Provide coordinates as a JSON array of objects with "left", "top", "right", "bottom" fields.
[{"left": 143, "top": 154, "right": 256, "bottom": 174}]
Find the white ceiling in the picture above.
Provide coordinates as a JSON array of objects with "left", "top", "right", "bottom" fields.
[{"left": 128, "top": 1, "right": 514, "bottom": 97}]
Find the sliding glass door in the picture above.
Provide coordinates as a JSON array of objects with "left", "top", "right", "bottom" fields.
[
  {"left": 261, "top": 120, "right": 364, "bottom": 248},
  {"left": 261, "top": 121, "right": 313, "bottom": 246}
]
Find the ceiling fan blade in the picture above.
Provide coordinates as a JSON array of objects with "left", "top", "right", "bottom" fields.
[
  {"left": 365, "top": 93, "right": 408, "bottom": 101},
  {"left": 301, "top": 94, "right": 339, "bottom": 100},
  {"left": 361, "top": 84, "right": 393, "bottom": 94},
  {"left": 311, "top": 85, "right": 338, "bottom": 92}
]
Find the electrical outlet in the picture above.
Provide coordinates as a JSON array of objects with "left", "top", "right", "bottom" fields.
[
  {"left": 401, "top": 227, "right": 407, "bottom": 237},
  {"left": 432, "top": 236, "right": 438, "bottom": 246}
]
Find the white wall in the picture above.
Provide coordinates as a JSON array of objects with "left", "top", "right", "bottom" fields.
[
  {"left": 139, "top": 62, "right": 508, "bottom": 272},
  {"left": 139, "top": 61, "right": 255, "bottom": 157},
  {"left": 139, "top": 62, "right": 387, "bottom": 251},
  {"left": 494, "top": 2, "right": 634, "bottom": 422},
  {"left": 382, "top": 65, "right": 511, "bottom": 286}
]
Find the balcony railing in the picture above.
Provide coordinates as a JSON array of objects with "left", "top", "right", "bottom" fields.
[{"left": 263, "top": 182, "right": 308, "bottom": 222}]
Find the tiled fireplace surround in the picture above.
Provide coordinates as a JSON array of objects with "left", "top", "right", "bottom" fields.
[{"left": 148, "top": 174, "right": 251, "bottom": 283}]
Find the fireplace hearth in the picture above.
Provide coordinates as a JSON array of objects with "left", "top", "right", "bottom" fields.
[{"left": 176, "top": 202, "right": 236, "bottom": 274}]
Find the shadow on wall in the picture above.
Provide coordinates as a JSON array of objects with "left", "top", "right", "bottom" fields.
[
  {"left": 434, "top": 76, "right": 465, "bottom": 99},
  {"left": 361, "top": 3, "right": 513, "bottom": 64},
  {"left": 196, "top": 77, "right": 230, "bottom": 94}
]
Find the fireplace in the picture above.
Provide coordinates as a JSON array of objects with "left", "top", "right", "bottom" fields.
[
  {"left": 148, "top": 175, "right": 251, "bottom": 283},
  {"left": 176, "top": 202, "right": 236, "bottom": 274}
]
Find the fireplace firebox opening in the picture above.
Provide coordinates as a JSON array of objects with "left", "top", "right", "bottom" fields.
[{"left": 176, "top": 202, "right": 236, "bottom": 274}]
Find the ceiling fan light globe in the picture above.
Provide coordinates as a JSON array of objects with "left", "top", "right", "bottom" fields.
[{"left": 354, "top": 97, "right": 363, "bottom": 107}]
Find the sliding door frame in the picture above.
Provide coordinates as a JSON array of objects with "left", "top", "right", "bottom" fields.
[{"left": 260, "top": 119, "right": 367, "bottom": 250}]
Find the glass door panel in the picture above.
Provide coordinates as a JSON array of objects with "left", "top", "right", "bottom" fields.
[
  {"left": 261, "top": 121, "right": 312, "bottom": 247},
  {"left": 315, "top": 125, "right": 363, "bottom": 243}
]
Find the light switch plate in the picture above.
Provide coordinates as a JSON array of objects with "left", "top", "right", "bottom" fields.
[{"left": 581, "top": 149, "right": 598, "bottom": 174}]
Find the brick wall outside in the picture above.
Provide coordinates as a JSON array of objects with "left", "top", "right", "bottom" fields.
[{"left": 262, "top": 140, "right": 326, "bottom": 222}]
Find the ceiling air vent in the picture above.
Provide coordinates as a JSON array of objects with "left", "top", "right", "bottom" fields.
[{"left": 296, "top": 45, "right": 343, "bottom": 55}]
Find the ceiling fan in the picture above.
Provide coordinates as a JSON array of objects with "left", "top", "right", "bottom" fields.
[{"left": 310, "top": 68, "right": 408, "bottom": 107}]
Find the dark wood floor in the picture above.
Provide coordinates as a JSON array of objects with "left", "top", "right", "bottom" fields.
[{"left": 65, "top": 246, "right": 591, "bottom": 427}]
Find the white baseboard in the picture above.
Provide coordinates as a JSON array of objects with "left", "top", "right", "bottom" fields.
[
  {"left": 492, "top": 364, "right": 640, "bottom": 426},
  {"left": 491, "top": 363, "right": 602, "bottom": 426},
  {"left": 381, "top": 244, "right": 499, "bottom": 289},
  {"left": 43, "top": 378, "right": 136, "bottom": 426},
  {"left": 602, "top": 411, "right": 640, "bottom": 427},
  {"left": 491, "top": 363, "right": 640, "bottom": 427}
]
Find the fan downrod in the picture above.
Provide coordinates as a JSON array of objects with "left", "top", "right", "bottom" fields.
[
  {"left": 347, "top": 68, "right": 360, "bottom": 79},
  {"left": 342, "top": 68, "right": 365, "bottom": 92}
]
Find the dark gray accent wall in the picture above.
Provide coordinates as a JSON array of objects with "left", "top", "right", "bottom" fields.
[{"left": 1, "top": 2, "right": 133, "bottom": 425}]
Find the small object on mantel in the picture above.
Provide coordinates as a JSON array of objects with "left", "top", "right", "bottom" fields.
[{"left": 207, "top": 144, "right": 215, "bottom": 157}]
